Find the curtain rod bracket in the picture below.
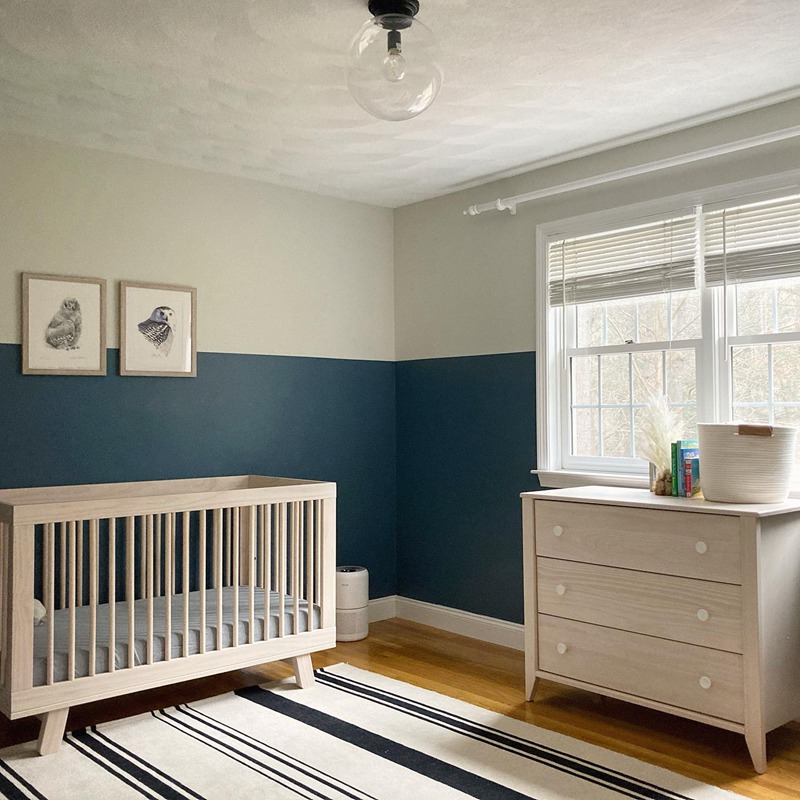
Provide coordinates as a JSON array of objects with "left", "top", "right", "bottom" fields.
[{"left": 463, "top": 199, "right": 517, "bottom": 216}]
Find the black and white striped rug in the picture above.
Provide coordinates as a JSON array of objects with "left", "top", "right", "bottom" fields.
[{"left": 0, "top": 664, "right": 745, "bottom": 799}]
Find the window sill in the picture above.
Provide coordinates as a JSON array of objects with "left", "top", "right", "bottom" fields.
[{"left": 532, "top": 469, "right": 650, "bottom": 490}]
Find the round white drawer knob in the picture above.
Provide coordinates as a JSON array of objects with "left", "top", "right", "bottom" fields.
[
  {"left": 553, "top": 525, "right": 563, "bottom": 537},
  {"left": 699, "top": 676, "right": 712, "bottom": 690},
  {"left": 697, "top": 609, "right": 710, "bottom": 622},
  {"left": 556, "top": 584, "right": 567, "bottom": 596},
  {"left": 695, "top": 541, "right": 708, "bottom": 554},
  {"left": 556, "top": 642, "right": 568, "bottom": 655}
]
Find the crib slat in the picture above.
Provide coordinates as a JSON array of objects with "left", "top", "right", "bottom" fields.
[
  {"left": 156, "top": 514, "right": 162, "bottom": 598},
  {"left": 306, "top": 501, "right": 314, "bottom": 631},
  {"left": 59, "top": 523, "right": 66, "bottom": 610},
  {"left": 214, "top": 507, "right": 223, "bottom": 651},
  {"left": 165, "top": 513, "right": 174, "bottom": 661},
  {"left": 76, "top": 521, "right": 83, "bottom": 608},
  {"left": 314, "top": 500, "right": 322, "bottom": 621},
  {"left": 292, "top": 502, "right": 300, "bottom": 635},
  {"left": 232, "top": 506, "right": 240, "bottom": 648},
  {"left": 146, "top": 515, "right": 154, "bottom": 665},
  {"left": 68, "top": 521, "right": 77, "bottom": 681},
  {"left": 182, "top": 511, "right": 190, "bottom": 659},
  {"left": 89, "top": 518, "right": 99, "bottom": 677},
  {"left": 139, "top": 517, "right": 146, "bottom": 601},
  {"left": 45, "top": 523, "right": 55, "bottom": 685},
  {"left": 126, "top": 516, "right": 135, "bottom": 669},
  {"left": 108, "top": 517, "right": 116, "bottom": 673},
  {"left": 199, "top": 510, "right": 207, "bottom": 655},
  {"left": 247, "top": 506, "right": 255, "bottom": 644},
  {"left": 263, "top": 504, "right": 272, "bottom": 642},
  {"left": 278, "top": 503, "right": 286, "bottom": 638},
  {"left": 225, "top": 507, "right": 232, "bottom": 587}
]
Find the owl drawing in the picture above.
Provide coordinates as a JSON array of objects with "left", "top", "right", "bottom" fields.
[
  {"left": 45, "top": 297, "right": 82, "bottom": 350},
  {"left": 138, "top": 306, "right": 175, "bottom": 356}
]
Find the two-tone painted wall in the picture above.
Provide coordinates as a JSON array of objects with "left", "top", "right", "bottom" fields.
[
  {"left": 5, "top": 98, "right": 800, "bottom": 628},
  {"left": 0, "top": 133, "right": 398, "bottom": 598},
  {"left": 393, "top": 99, "right": 800, "bottom": 624}
]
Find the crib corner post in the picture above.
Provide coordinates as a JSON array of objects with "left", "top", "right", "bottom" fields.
[
  {"left": 320, "top": 497, "right": 337, "bottom": 631},
  {"left": 37, "top": 707, "right": 69, "bottom": 756},
  {"left": 8, "top": 522, "right": 35, "bottom": 693}
]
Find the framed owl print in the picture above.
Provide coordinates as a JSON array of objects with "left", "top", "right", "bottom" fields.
[
  {"left": 22, "top": 273, "right": 107, "bottom": 375},
  {"left": 120, "top": 281, "right": 197, "bottom": 377}
]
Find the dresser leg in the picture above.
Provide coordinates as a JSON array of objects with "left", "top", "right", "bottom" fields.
[
  {"left": 526, "top": 674, "right": 540, "bottom": 702},
  {"left": 744, "top": 730, "right": 767, "bottom": 774}
]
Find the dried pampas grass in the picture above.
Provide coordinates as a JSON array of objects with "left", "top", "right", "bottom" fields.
[{"left": 638, "top": 395, "right": 678, "bottom": 472}]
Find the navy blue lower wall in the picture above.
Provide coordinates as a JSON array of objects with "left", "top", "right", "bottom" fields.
[
  {"left": 0, "top": 344, "right": 397, "bottom": 599},
  {"left": 395, "top": 352, "right": 539, "bottom": 624}
]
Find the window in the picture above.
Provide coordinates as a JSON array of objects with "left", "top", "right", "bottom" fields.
[{"left": 536, "top": 189, "right": 800, "bottom": 488}]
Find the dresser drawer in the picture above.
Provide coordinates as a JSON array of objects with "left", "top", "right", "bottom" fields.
[
  {"left": 537, "top": 558, "right": 743, "bottom": 652},
  {"left": 535, "top": 501, "right": 741, "bottom": 583},
  {"left": 538, "top": 615, "right": 744, "bottom": 723}
]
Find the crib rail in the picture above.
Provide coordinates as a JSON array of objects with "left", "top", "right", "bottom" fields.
[{"left": 0, "top": 476, "right": 336, "bottom": 718}]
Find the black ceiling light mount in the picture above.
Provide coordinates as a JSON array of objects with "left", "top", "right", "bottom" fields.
[{"left": 346, "top": 0, "right": 442, "bottom": 121}]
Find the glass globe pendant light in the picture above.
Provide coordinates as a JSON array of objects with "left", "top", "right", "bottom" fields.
[{"left": 346, "top": 0, "right": 442, "bottom": 121}]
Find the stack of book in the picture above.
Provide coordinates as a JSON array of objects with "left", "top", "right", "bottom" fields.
[{"left": 670, "top": 439, "right": 701, "bottom": 497}]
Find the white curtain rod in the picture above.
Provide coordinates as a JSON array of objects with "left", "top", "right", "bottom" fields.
[{"left": 462, "top": 126, "right": 800, "bottom": 217}]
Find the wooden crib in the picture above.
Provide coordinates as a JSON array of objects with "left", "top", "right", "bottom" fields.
[{"left": 0, "top": 475, "right": 336, "bottom": 755}]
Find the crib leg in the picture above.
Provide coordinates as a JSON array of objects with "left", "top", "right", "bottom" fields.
[
  {"left": 37, "top": 707, "right": 69, "bottom": 756},
  {"left": 285, "top": 654, "right": 315, "bottom": 688}
]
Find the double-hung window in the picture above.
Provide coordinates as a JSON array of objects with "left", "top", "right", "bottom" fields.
[{"left": 536, "top": 188, "right": 800, "bottom": 489}]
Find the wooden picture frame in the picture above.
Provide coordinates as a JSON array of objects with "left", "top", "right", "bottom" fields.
[
  {"left": 22, "top": 273, "right": 107, "bottom": 375},
  {"left": 120, "top": 281, "right": 197, "bottom": 377}
]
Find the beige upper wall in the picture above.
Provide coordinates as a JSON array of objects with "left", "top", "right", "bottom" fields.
[
  {"left": 0, "top": 133, "right": 395, "bottom": 361},
  {"left": 393, "top": 99, "right": 800, "bottom": 361}
]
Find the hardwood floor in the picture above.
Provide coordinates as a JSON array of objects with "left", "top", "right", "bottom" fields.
[{"left": 2, "top": 618, "right": 799, "bottom": 799}]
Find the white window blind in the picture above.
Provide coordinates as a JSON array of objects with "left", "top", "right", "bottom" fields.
[
  {"left": 704, "top": 194, "right": 800, "bottom": 287},
  {"left": 548, "top": 214, "right": 697, "bottom": 307}
]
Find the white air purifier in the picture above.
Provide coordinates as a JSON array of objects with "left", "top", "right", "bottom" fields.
[{"left": 336, "top": 566, "right": 369, "bottom": 642}]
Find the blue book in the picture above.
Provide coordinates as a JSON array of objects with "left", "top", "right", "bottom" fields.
[{"left": 677, "top": 440, "right": 699, "bottom": 496}]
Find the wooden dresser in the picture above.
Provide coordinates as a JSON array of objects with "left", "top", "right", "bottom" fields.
[{"left": 521, "top": 485, "right": 800, "bottom": 772}]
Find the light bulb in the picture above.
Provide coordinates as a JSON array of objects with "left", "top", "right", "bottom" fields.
[{"left": 382, "top": 29, "right": 406, "bottom": 82}]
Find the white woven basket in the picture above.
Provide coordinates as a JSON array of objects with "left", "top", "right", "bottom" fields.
[{"left": 697, "top": 422, "right": 797, "bottom": 503}]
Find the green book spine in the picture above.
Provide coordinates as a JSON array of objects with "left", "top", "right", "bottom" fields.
[{"left": 671, "top": 442, "right": 678, "bottom": 496}]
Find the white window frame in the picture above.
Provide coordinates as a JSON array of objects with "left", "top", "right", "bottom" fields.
[{"left": 534, "top": 171, "right": 800, "bottom": 490}]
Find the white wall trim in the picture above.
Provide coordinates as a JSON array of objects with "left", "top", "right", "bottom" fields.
[
  {"left": 368, "top": 595, "right": 398, "bottom": 623},
  {"left": 368, "top": 595, "right": 524, "bottom": 650}
]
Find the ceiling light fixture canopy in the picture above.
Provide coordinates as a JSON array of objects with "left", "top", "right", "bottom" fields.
[{"left": 346, "top": 0, "right": 442, "bottom": 121}]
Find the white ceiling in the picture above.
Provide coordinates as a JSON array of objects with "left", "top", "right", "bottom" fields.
[{"left": 1, "top": 0, "right": 800, "bottom": 208}]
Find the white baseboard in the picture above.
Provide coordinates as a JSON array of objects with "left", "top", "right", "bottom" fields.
[
  {"left": 367, "top": 595, "right": 397, "bottom": 623},
  {"left": 368, "top": 595, "right": 524, "bottom": 650}
]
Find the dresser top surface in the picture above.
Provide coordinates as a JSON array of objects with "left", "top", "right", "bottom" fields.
[{"left": 521, "top": 485, "right": 800, "bottom": 518}]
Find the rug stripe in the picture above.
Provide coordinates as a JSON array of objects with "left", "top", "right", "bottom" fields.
[
  {"left": 69, "top": 727, "right": 194, "bottom": 799},
  {"left": 315, "top": 669, "right": 689, "bottom": 800},
  {"left": 91, "top": 727, "right": 207, "bottom": 800},
  {"left": 237, "top": 685, "right": 537, "bottom": 800},
  {"left": 0, "top": 760, "right": 47, "bottom": 800},
  {"left": 154, "top": 706, "right": 343, "bottom": 800},
  {"left": 175, "top": 702, "right": 380, "bottom": 800}
]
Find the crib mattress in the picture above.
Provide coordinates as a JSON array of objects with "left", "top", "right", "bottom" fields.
[{"left": 32, "top": 587, "right": 319, "bottom": 686}]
